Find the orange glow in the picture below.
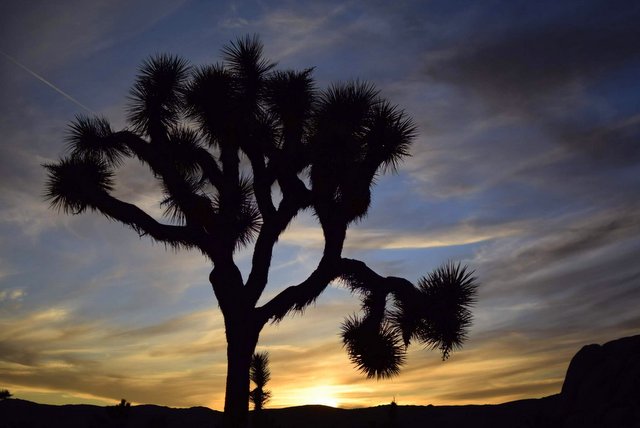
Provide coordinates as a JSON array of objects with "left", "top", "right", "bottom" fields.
[{"left": 276, "top": 384, "right": 343, "bottom": 408}]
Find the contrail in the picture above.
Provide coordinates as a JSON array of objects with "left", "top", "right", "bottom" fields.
[{"left": 0, "top": 50, "right": 96, "bottom": 114}]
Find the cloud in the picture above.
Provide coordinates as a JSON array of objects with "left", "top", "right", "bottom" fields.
[
  {"left": 0, "top": 304, "right": 229, "bottom": 407},
  {"left": 0, "top": 0, "right": 189, "bottom": 71},
  {"left": 554, "top": 113, "right": 640, "bottom": 167},
  {"left": 280, "top": 218, "right": 526, "bottom": 251},
  {"left": 424, "top": 1, "right": 640, "bottom": 111},
  {"left": 468, "top": 206, "right": 640, "bottom": 347},
  {"left": 0, "top": 288, "right": 25, "bottom": 302},
  {"left": 411, "top": 0, "right": 640, "bottom": 205}
]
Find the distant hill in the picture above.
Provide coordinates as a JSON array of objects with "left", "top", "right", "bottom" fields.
[
  {"left": 2, "top": 334, "right": 639, "bottom": 428},
  {"left": 0, "top": 398, "right": 560, "bottom": 428}
]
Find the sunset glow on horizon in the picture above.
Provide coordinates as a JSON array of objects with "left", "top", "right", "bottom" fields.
[{"left": 1, "top": 0, "right": 639, "bottom": 412}]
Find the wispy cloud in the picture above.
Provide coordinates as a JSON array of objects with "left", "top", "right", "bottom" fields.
[{"left": 280, "top": 219, "right": 527, "bottom": 251}]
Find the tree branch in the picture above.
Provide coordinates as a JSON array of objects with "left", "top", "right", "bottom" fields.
[
  {"left": 255, "top": 222, "right": 347, "bottom": 324},
  {"left": 89, "top": 191, "right": 208, "bottom": 256},
  {"left": 249, "top": 158, "right": 277, "bottom": 222},
  {"left": 257, "top": 257, "right": 416, "bottom": 326},
  {"left": 255, "top": 258, "right": 338, "bottom": 324},
  {"left": 244, "top": 146, "right": 313, "bottom": 306},
  {"left": 245, "top": 193, "right": 310, "bottom": 306},
  {"left": 339, "top": 258, "right": 415, "bottom": 296},
  {"left": 114, "top": 130, "right": 221, "bottom": 244},
  {"left": 193, "top": 145, "right": 223, "bottom": 189}
]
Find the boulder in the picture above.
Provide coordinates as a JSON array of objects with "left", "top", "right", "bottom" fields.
[{"left": 560, "top": 334, "right": 640, "bottom": 427}]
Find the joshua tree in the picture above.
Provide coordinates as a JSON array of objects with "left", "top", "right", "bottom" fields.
[
  {"left": 0, "top": 389, "right": 12, "bottom": 400},
  {"left": 44, "top": 35, "right": 477, "bottom": 428},
  {"left": 249, "top": 352, "right": 271, "bottom": 411}
]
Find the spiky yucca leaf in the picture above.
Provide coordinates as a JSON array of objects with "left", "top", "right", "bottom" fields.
[
  {"left": 212, "top": 177, "right": 262, "bottom": 249},
  {"left": 248, "top": 110, "right": 279, "bottom": 154},
  {"left": 128, "top": 54, "right": 190, "bottom": 136},
  {"left": 233, "top": 177, "right": 262, "bottom": 249},
  {"left": 235, "top": 200, "right": 262, "bottom": 249},
  {"left": 389, "top": 263, "right": 477, "bottom": 359},
  {"left": 417, "top": 262, "right": 477, "bottom": 359},
  {"left": 317, "top": 81, "right": 379, "bottom": 124},
  {"left": 159, "top": 174, "right": 207, "bottom": 224},
  {"left": 250, "top": 352, "right": 271, "bottom": 387},
  {"left": 265, "top": 69, "right": 316, "bottom": 136},
  {"left": 312, "top": 81, "right": 379, "bottom": 161},
  {"left": 341, "top": 315, "right": 405, "bottom": 379},
  {"left": 388, "top": 295, "right": 425, "bottom": 348},
  {"left": 66, "top": 115, "right": 129, "bottom": 166},
  {"left": 167, "top": 126, "right": 207, "bottom": 178},
  {"left": 250, "top": 351, "right": 271, "bottom": 411},
  {"left": 362, "top": 100, "right": 416, "bottom": 173},
  {"left": 249, "top": 388, "right": 272, "bottom": 411},
  {"left": 310, "top": 82, "right": 384, "bottom": 224},
  {"left": 44, "top": 156, "right": 114, "bottom": 214},
  {"left": 221, "top": 34, "right": 275, "bottom": 81},
  {"left": 336, "top": 171, "right": 373, "bottom": 223},
  {"left": 184, "top": 64, "right": 236, "bottom": 142}
]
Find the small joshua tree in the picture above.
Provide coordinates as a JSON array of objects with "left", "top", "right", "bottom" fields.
[
  {"left": 249, "top": 352, "right": 271, "bottom": 412},
  {"left": 0, "top": 389, "right": 12, "bottom": 400}
]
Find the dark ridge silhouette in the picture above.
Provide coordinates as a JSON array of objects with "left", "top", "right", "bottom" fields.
[
  {"left": 43, "top": 34, "right": 478, "bottom": 428},
  {"left": 0, "top": 389, "right": 12, "bottom": 400}
]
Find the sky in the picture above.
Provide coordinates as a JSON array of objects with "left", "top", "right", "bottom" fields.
[{"left": 0, "top": 0, "right": 639, "bottom": 411}]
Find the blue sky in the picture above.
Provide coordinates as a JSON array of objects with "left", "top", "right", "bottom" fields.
[{"left": 1, "top": 0, "right": 639, "bottom": 409}]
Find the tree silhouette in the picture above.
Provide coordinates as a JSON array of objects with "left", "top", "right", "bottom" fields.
[
  {"left": 44, "top": 35, "right": 478, "bottom": 428},
  {"left": 249, "top": 352, "right": 271, "bottom": 411}
]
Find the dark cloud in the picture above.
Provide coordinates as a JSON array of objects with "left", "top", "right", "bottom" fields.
[
  {"left": 473, "top": 208, "right": 640, "bottom": 341},
  {"left": 554, "top": 115, "right": 640, "bottom": 166},
  {"left": 420, "top": 0, "right": 640, "bottom": 184},
  {"left": 515, "top": 211, "right": 640, "bottom": 268},
  {"left": 425, "top": 1, "right": 640, "bottom": 109}
]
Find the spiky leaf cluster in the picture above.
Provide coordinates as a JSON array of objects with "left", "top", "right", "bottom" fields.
[
  {"left": 128, "top": 54, "right": 190, "bottom": 136},
  {"left": 339, "top": 261, "right": 477, "bottom": 377},
  {"left": 310, "top": 82, "right": 415, "bottom": 224},
  {"left": 184, "top": 64, "right": 236, "bottom": 143},
  {"left": 43, "top": 156, "right": 114, "bottom": 215},
  {"left": 417, "top": 262, "right": 477, "bottom": 358},
  {"left": 250, "top": 352, "right": 271, "bottom": 387},
  {"left": 341, "top": 315, "right": 406, "bottom": 379},
  {"left": 66, "top": 115, "right": 129, "bottom": 166},
  {"left": 390, "top": 262, "right": 477, "bottom": 360},
  {"left": 265, "top": 69, "right": 315, "bottom": 153},
  {"left": 211, "top": 177, "right": 262, "bottom": 249},
  {"left": 250, "top": 351, "right": 272, "bottom": 411},
  {"left": 222, "top": 34, "right": 275, "bottom": 81}
]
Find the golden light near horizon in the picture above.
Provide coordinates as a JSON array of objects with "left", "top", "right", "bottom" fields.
[
  {"left": 277, "top": 384, "right": 343, "bottom": 408},
  {"left": 303, "top": 385, "right": 340, "bottom": 408}
]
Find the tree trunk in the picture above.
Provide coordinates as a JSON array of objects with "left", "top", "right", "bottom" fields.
[{"left": 222, "top": 321, "right": 259, "bottom": 428}]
